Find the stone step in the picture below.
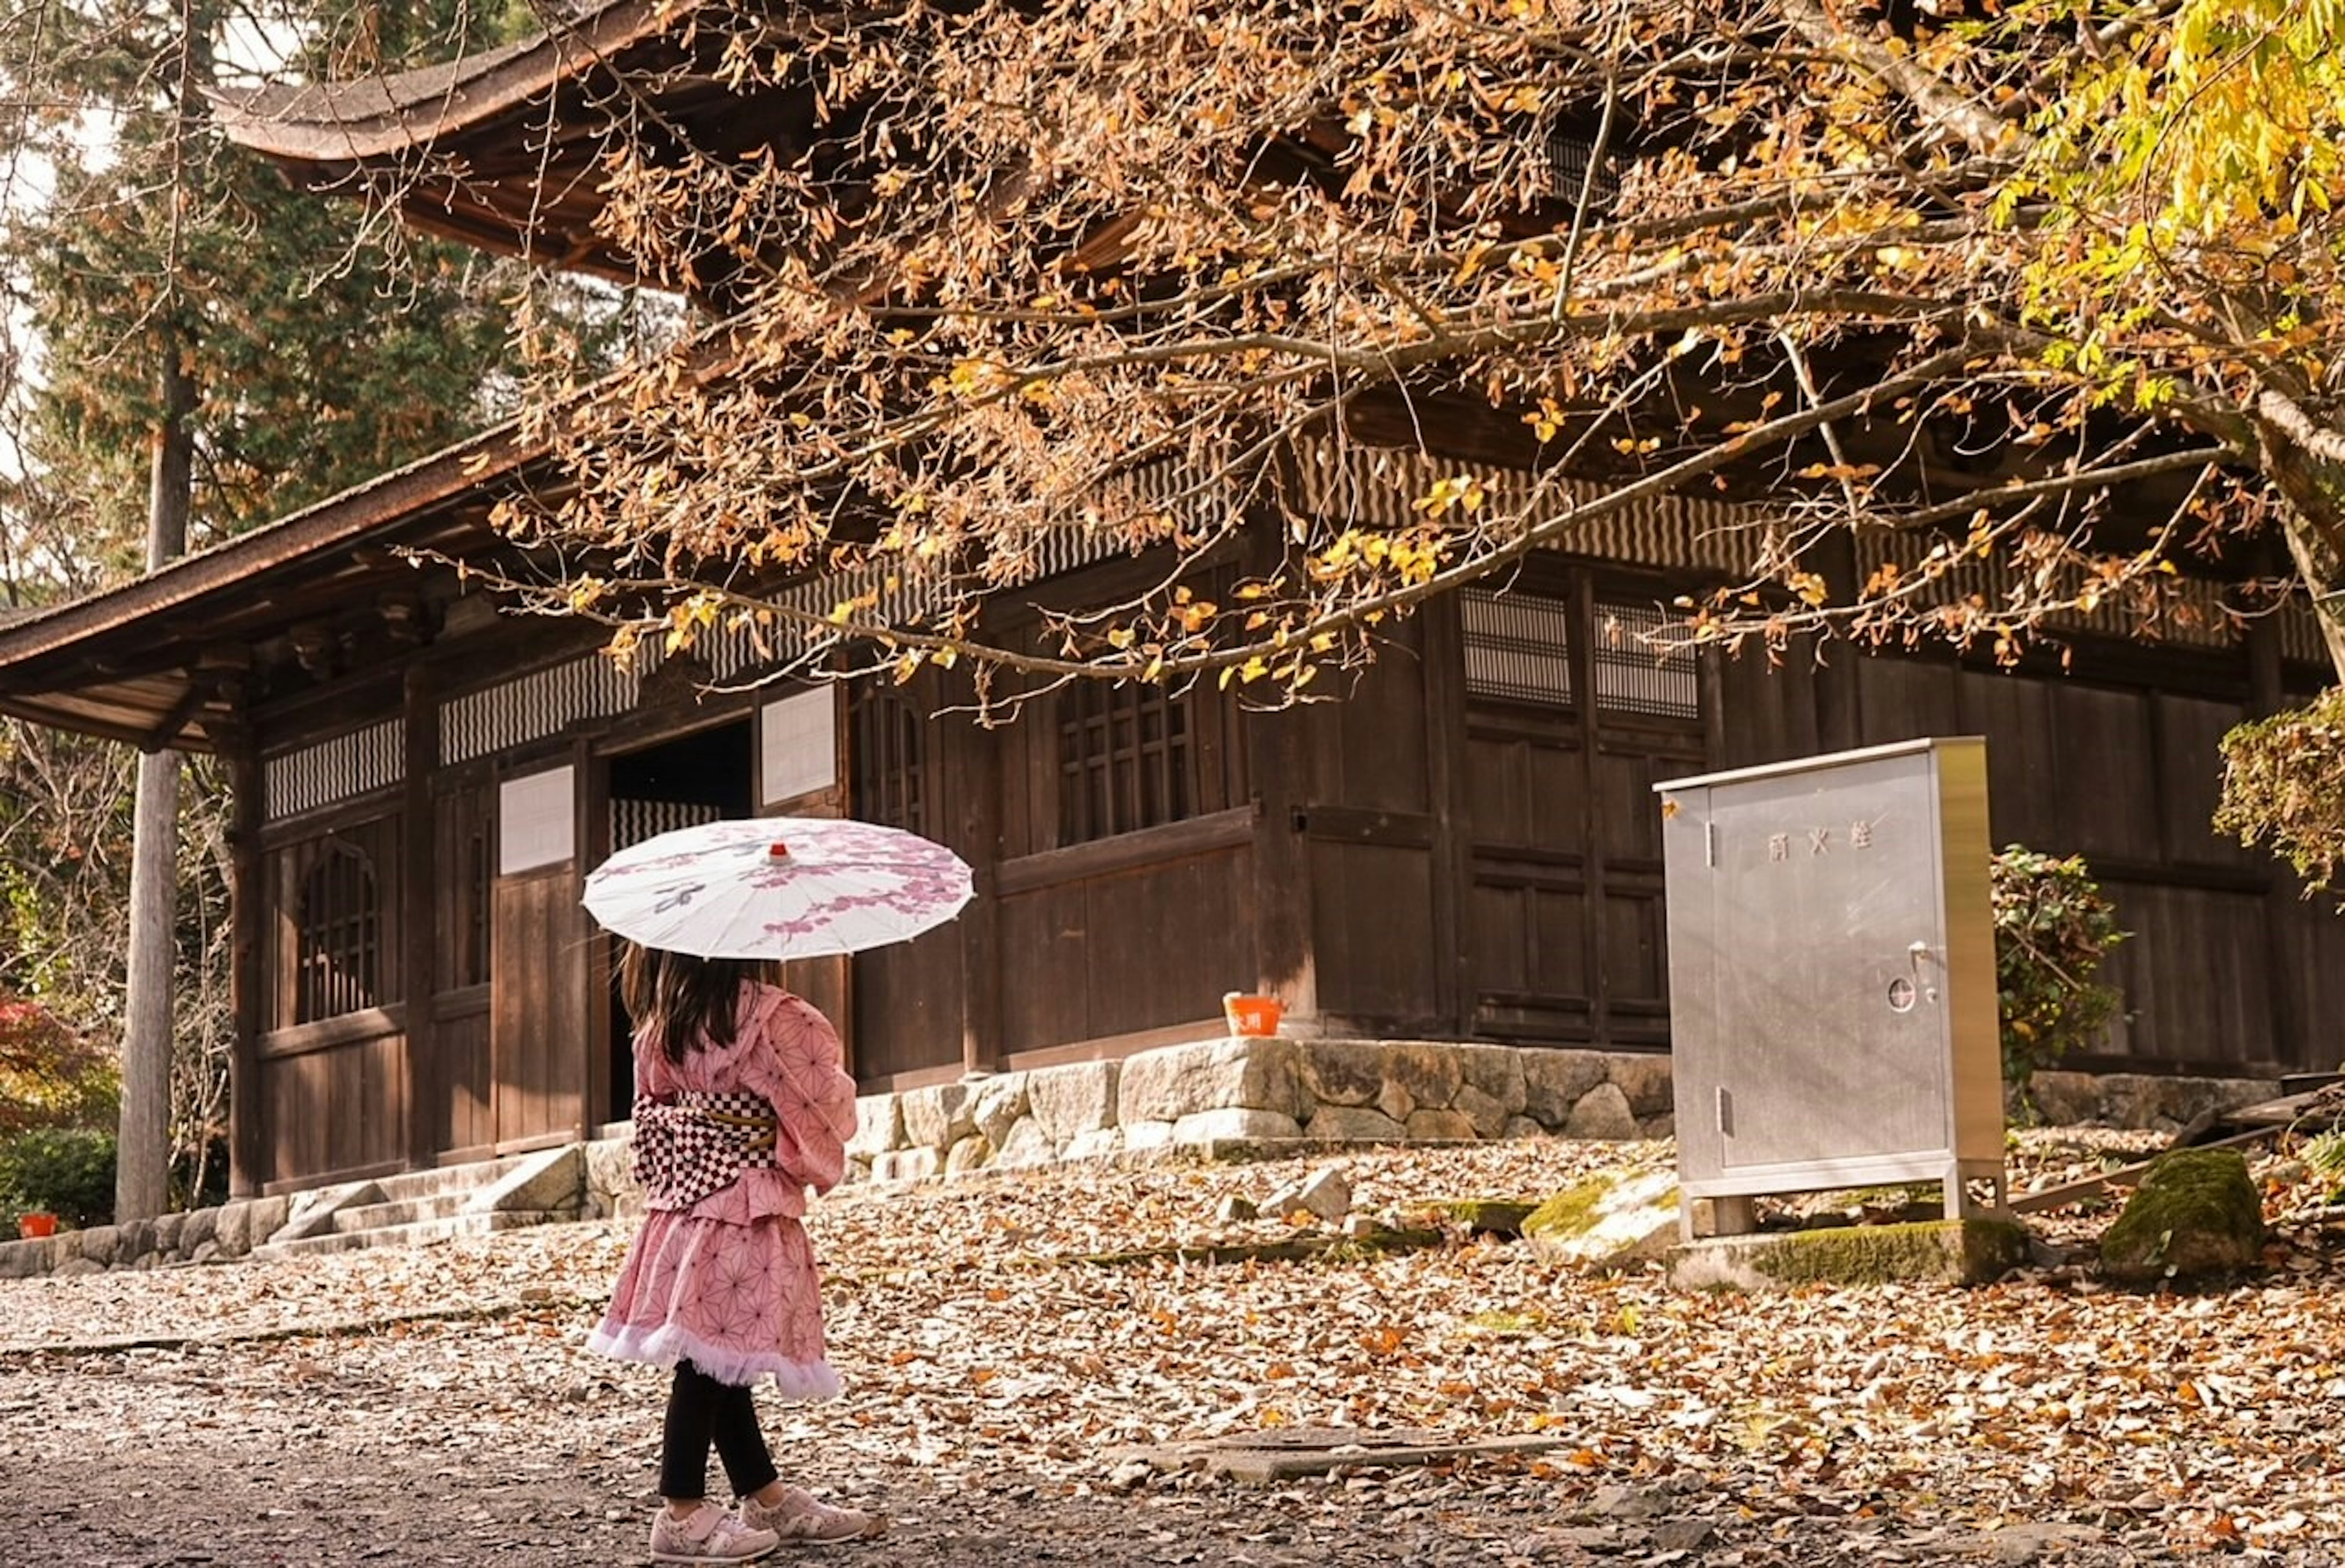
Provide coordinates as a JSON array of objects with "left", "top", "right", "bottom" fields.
[
  {"left": 368, "top": 1155, "right": 537, "bottom": 1205},
  {"left": 252, "top": 1208, "right": 573, "bottom": 1261},
  {"left": 330, "top": 1191, "right": 476, "bottom": 1234}
]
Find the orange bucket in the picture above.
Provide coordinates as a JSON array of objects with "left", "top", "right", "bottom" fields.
[
  {"left": 1223, "top": 992, "right": 1283, "bottom": 1038},
  {"left": 16, "top": 1212, "right": 56, "bottom": 1239}
]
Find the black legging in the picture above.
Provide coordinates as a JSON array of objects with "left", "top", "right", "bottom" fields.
[{"left": 661, "top": 1360, "right": 780, "bottom": 1502}]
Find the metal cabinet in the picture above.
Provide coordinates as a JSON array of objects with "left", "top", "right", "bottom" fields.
[{"left": 1655, "top": 738, "right": 2004, "bottom": 1236}]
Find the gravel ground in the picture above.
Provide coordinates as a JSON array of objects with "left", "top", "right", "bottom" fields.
[{"left": 5, "top": 1134, "right": 2342, "bottom": 1567}]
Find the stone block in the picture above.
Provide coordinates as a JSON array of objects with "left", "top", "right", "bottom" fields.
[
  {"left": 901, "top": 1083, "right": 976, "bottom": 1150},
  {"left": 874, "top": 1147, "right": 941, "bottom": 1183},
  {"left": 1501, "top": 1116, "right": 1546, "bottom": 1141},
  {"left": 1293, "top": 1168, "right": 1351, "bottom": 1221},
  {"left": 1118, "top": 1039, "right": 1307, "bottom": 1126},
  {"left": 847, "top": 1094, "right": 904, "bottom": 1158},
  {"left": 1404, "top": 1108, "right": 1479, "bottom": 1141},
  {"left": 1173, "top": 1108, "right": 1304, "bottom": 1144},
  {"left": 1027, "top": 1062, "right": 1119, "bottom": 1142},
  {"left": 1453, "top": 1046, "right": 1527, "bottom": 1116},
  {"left": 114, "top": 1219, "right": 156, "bottom": 1265},
  {"left": 995, "top": 1117, "right": 1060, "bottom": 1169},
  {"left": 1521, "top": 1051, "right": 1608, "bottom": 1127},
  {"left": 212, "top": 1203, "right": 252, "bottom": 1257},
  {"left": 468, "top": 1145, "right": 584, "bottom": 1216},
  {"left": 1525, "top": 1168, "right": 1681, "bottom": 1267},
  {"left": 273, "top": 1181, "right": 383, "bottom": 1243},
  {"left": 1564, "top": 1082, "right": 1640, "bottom": 1141},
  {"left": 180, "top": 1207, "right": 217, "bottom": 1252},
  {"left": 1063, "top": 1127, "right": 1125, "bottom": 1161},
  {"left": 1670, "top": 1219, "right": 2031, "bottom": 1291},
  {"left": 0, "top": 1239, "right": 51, "bottom": 1279},
  {"left": 970, "top": 1075, "right": 1030, "bottom": 1148},
  {"left": 151, "top": 1213, "right": 186, "bottom": 1256},
  {"left": 75, "top": 1225, "right": 119, "bottom": 1266},
  {"left": 54, "top": 1255, "right": 101, "bottom": 1277},
  {"left": 1376, "top": 1078, "right": 1416, "bottom": 1125},
  {"left": 1122, "top": 1119, "right": 1177, "bottom": 1152},
  {"left": 247, "top": 1196, "right": 289, "bottom": 1241},
  {"left": 1604, "top": 1053, "right": 1674, "bottom": 1117},
  {"left": 190, "top": 1240, "right": 222, "bottom": 1266},
  {"left": 1306, "top": 1105, "right": 1408, "bottom": 1142},
  {"left": 1452, "top": 1084, "right": 1511, "bottom": 1140},
  {"left": 1298, "top": 1040, "right": 1389, "bottom": 1109},
  {"left": 1640, "top": 1114, "right": 1675, "bottom": 1141},
  {"left": 1382, "top": 1045, "right": 1463, "bottom": 1116},
  {"left": 943, "top": 1135, "right": 993, "bottom": 1177}
]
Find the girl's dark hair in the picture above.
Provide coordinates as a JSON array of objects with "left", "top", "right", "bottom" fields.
[{"left": 619, "top": 945, "right": 763, "bottom": 1061}]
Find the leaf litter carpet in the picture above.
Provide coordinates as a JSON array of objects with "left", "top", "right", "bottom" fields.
[{"left": 4, "top": 1131, "right": 2345, "bottom": 1566}]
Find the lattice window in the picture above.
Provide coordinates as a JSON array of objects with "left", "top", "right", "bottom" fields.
[
  {"left": 1463, "top": 589, "right": 1575, "bottom": 706},
  {"left": 1058, "top": 681, "right": 1194, "bottom": 845},
  {"left": 1591, "top": 601, "right": 1700, "bottom": 719},
  {"left": 850, "top": 687, "right": 927, "bottom": 833},
  {"left": 296, "top": 841, "right": 380, "bottom": 1023}
]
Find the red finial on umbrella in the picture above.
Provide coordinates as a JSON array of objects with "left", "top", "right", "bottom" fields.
[{"left": 769, "top": 841, "right": 790, "bottom": 859}]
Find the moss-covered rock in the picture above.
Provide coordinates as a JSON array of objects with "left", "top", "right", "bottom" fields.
[
  {"left": 1670, "top": 1218, "right": 2032, "bottom": 1291},
  {"left": 1522, "top": 1168, "right": 1678, "bottom": 1267},
  {"left": 2099, "top": 1147, "right": 2265, "bottom": 1285},
  {"left": 1427, "top": 1199, "right": 1540, "bottom": 1236}
]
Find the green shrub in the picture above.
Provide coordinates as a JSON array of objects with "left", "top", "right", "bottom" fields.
[
  {"left": 2217, "top": 689, "right": 2345, "bottom": 897},
  {"left": 1991, "top": 846, "right": 2128, "bottom": 1112},
  {"left": 0, "top": 1126, "right": 115, "bottom": 1229}
]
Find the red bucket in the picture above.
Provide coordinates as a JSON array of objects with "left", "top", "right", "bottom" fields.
[
  {"left": 16, "top": 1212, "right": 56, "bottom": 1240},
  {"left": 1222, "top": 993, "right": 1284, "bottom": 1038}
]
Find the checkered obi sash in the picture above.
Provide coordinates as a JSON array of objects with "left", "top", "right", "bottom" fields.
[{"left": 631, "top": 1091, "right": 782, "bottom": 1210}]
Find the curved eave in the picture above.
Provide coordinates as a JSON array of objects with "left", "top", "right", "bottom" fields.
[
  {"left": 0, "top": 423, "right": 542, "bottom": 755},
  {"left": 210, "top": 0, "right": 668, "bottom": 165}
]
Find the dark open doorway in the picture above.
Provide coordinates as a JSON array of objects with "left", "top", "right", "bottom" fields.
[{"left": 603, "top": 719, "right": 754, "bottom": 1120}]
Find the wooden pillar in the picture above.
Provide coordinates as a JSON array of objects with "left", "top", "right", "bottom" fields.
[
  {"left": 576, "top": 733, "right": 611, "bottom": 1137},
  {"left": 226, "top": 736, "right": 265, "bottom": 1198},
  {"left": 402, "top": 666, "right": 440, "bottom": 1169},
  {"left": 958, "top": 702, "right": 1004, "bottom": 1074},
  {"left": 1419, "top": 592, "right": 1473, "bottom": 1034}
]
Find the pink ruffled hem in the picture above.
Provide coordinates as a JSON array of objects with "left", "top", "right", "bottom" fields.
[{"left": 585, "top": 1319, "right": 842, "bottom": 1399}]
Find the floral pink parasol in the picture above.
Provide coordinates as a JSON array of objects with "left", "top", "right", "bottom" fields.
[{"left": 583, "top": 817, "right": 973, "bottom": 960}]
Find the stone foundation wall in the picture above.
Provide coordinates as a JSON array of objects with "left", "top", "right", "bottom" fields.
[
  {"left": 2, "top": 1042, "right": 2289, "bottom": 1279},
  {"left": 842, "top": 1037, "right": 1681, "bottom": 1185},
  {"left": 0, "top": 1191, "right": 291, "bottom": 1281}
]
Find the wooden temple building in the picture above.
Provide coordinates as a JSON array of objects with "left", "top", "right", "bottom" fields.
[{"left": 0, "top": 2, "right": 2338, "bottom": 1197}]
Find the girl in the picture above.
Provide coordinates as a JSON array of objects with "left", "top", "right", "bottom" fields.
[{"left": 588, "top": 943, "right": 882, "bottom": 1561}]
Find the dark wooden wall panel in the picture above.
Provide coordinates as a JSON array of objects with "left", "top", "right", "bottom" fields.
[
  {"left": 434, "top": 1004, "right": 492, "bottom": 1155},
  {"left": 1310, "top": 841, "right": 1438, "bottom": 1023},
  {"left": 2045, "top": 684, "right": 2159, "bottom": 864},
  {"left": 2096, "top": 883, "right": 2274, "bottom": 1068},
  {"left": 490, "top": 867, "right": 587, "bottom": 1146},
  {"left": 851, "top": 924, "right": 965, "bottom": 1080},
  {"left": 2153, "top": 693, "right": 2256, "bottom": 871},
  {"left": 1957, "top": 669, "right": 2062, "bottom": 851},
  {"left": 260, "top": 1032, "right": 404, "bottom": 1186},
  {"left": 1708, "top": 647, "right": 1820, "bottom": 769},
  {"left": 995, "top": 849, "right": 1252, "bottom": 1051}
]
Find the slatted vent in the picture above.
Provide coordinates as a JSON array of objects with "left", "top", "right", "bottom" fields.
[
  {"left": 609, "top": 797, "right": 724, "bottom": 852},
  {"left": 264, "top": 719, "right": 404, "bottom": 822},
  {"left": 1463, "top": 589, "right": 1574, "bottom": 706},
  {"left": 1592, "top": 601, "right": 1700, "bottom": 718},
  {"left": 443, "top": 654, "right": 639, "bottom": 766}
]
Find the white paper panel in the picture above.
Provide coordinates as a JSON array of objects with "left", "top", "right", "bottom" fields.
[
  {"left": 760, "top": 688, "right": 838, "bottom": 805},
  {"left": 499, "top": 766, "right": 576, "bottom": 874}
]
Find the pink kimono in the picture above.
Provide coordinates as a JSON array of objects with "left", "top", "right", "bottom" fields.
[{"left": 587, "top": 984, "right": 858, "bottom": 1395}]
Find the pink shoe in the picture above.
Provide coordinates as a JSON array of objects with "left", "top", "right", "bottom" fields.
[
  {"left": 649, "top": 1501, "right": 779, "bottom": 1563},
  {"left": 741, "top": 1484, "right": 887, "bottom": 1545}
]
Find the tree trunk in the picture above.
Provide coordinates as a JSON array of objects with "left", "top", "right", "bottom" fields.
[
  {"left": 114, "top": 335, "right": 194, "bottom": 1224},
  {"left": 2252, "top": 407, "right": 2345, "bottom": 685}
]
